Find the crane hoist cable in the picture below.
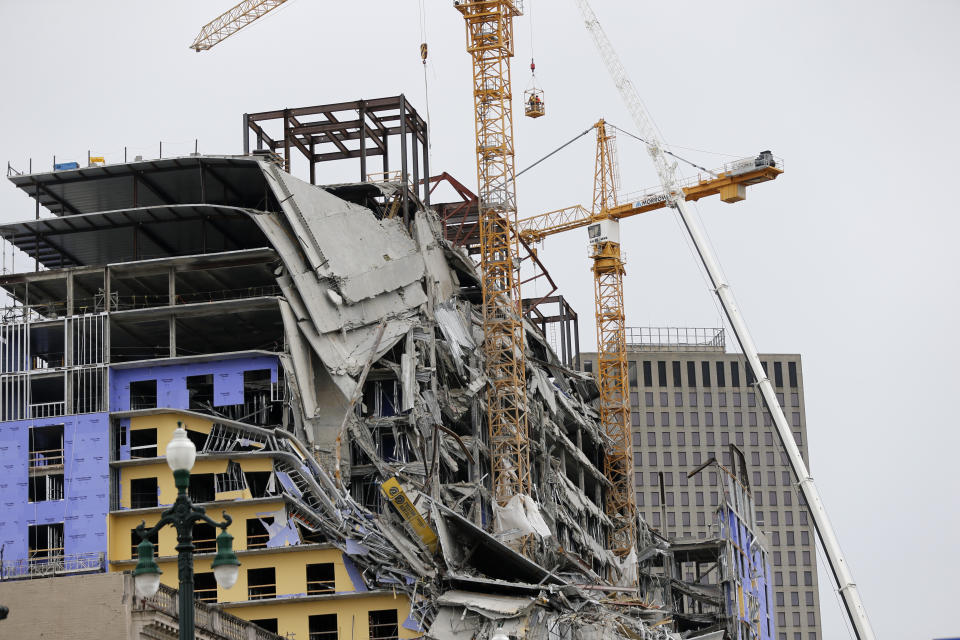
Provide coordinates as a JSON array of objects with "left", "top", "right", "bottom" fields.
[
  {"left": 418, "top": 0, "right": 432, "bottom": 151},
  {"left": 607, "top": 123, "right": 718, "bottom": 178},
  {"left": 516, "top": 126, "right": 595, "bottom": 178}
]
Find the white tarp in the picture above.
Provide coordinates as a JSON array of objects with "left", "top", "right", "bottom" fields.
[{"left": 493, "top": 494, "right": 552, "bottom": 541}]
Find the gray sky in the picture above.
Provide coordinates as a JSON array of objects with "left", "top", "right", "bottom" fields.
[{"left": 2, "top": 1, "right": 958, "bottom": 637}]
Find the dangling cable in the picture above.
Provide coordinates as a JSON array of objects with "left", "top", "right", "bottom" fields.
[{"left": 418, "top": 0, "right": 432, "bottom": 152}]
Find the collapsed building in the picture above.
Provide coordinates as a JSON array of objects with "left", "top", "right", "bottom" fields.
[{"left": 0, "top": 96, "right": 771, "bottom": 640}]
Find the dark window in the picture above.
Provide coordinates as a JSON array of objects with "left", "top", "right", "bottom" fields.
[
  {"left": 583, "top": 360, "right": 593, "bottom": 374},
  {"left": 130, "top": 477, "right": 159, "bottom": 509},
  {"left": 701, "top": 361, "right": 711, "bottom": 387},
  {"left": 29, "top": 424, "right": 64, "bottom": 469},
  {"left": 130, "top": 528, "right": 159, "bottom": 559},
  {"left": 309, "top": 613, "right": 338, "bottom": 640},
  {"left": 657, "top": 361, "right": 667, "bottom": 387},
  {"left": 369, "top": 609, "right": 398, "bottom": 640},
  {"left": 194, "top": 571, "right": 217, "bottom": 603},
  {"left": 306, "top": 562, "right": 336, "bottom": 594},
  {"left": 247, "top": 517, "right": 273, "bottom": 550},
  {"left": 193, "top": 522, "right": 218, "bottom": 553},
  {"left": 716, "top": 362, "right": 726, "bottom": 387},
  {"left": 248, "top": 567, "right": 277, "bottom": 600},
  {"left": 774, "top": 362, "right": 784, "bottom": 387},
  {"left": 29, "top": 523, "right": 64, "bottom": 560},
  {"left": 246, "top": 471, "right": 272, "bottom": 498},
  {"left": 731, "top": 361, "right": 740, "bottom": 386},
  {"left": 641, "top": 361, "right": 652, "bottom": 387},
  {"left": 252, "top": 620, "right": 279, "bottom": 634},
  {"left": 788, "top": 361, "right": 798, "bottom": 387},
  {"left": 130, "top": 428, "right": 158, "bottom": 459},
  {"left": 629, "top": 361, "right": 638, "bottom": 387},
  {"left": 187, "top": 374, "right": 215, "bottom": 410},
  {"left": 130, "top": 379, "right": 157, "bottom": 410},
  {"left": 687, "top": 361, "right": 697, "bottom": 387},
  {"left": 672, "top": 361, "right": 682, "bottom": 386},
  {"left": 29, "top": 473, "right": 64, "bottom": 502},
  {"left": 746, "top": 365, "right": 756, "bottom": 386},
  {"left": 189, "top": 473, "right": 215, "bottom": 503}
]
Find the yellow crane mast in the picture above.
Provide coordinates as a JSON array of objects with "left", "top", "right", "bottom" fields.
[
  {"left": 517, "top": 124, "right": 783, "bottom": 557},
  {"left": 589, "top": 120, "right": 636, "bottom": 558},
  {"left": 454, "top": 0, "right": 532, "bottom": 508}
]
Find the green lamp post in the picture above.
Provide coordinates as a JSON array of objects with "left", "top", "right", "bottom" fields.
[{"left": 133, "top": 422, "right": 240, "bottom": 640}]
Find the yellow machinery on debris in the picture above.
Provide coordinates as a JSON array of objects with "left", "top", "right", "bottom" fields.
[{"left": 516, "top": 120, "right": 783, "bottom": 557}]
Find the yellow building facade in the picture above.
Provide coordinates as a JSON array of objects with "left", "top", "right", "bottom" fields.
[{"left": 108, "top": 410, "right": 417, "bottom": 640}]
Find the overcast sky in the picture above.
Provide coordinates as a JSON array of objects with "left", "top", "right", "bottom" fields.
[{"left": 1, "top": 1, "right": 958, "bottom": 637}]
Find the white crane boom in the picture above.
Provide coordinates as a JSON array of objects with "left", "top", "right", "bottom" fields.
[{"left": 573, "top": 2, "right": 877, "bottom": 639}]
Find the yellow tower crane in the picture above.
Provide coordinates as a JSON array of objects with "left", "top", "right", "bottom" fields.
[
  {"left": 192, "top": 0, "right": 535, "bottom": 518},
  {"left": 453, "top": 0, "right": 532, "bottom": 511},
  {"left": 516, "top": 121, "right": 783, "bottom": 557}
]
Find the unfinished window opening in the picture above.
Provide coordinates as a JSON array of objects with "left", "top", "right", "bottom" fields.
[
  {"left": 130, "top": 428, "right": 158, "bottom": 458},
  {"left": 672, "top": 361, "right": 682, "bottom": 386},
  {"left": 376, "top": 427, "right": 411, "bottom": 463},
  {"left": 194, "top": 571, "right": 217, "bottom": 603},
  {"left": 309, "top": 613, "right": 338, "bottom": 640},
  {"left": 583, "top": 360, "right": 593, "bottom": 374},
  {"left": 193, "top": 521, "right": 218, "bottom": 553},
  {"left": 350, "top": 475, "right": 384, "bottom": 512},
  {"left": 130, "top": 528, "right": 159, "bottom": 559},
  {"left": 246, "top": 517, "right": 273, "bottom": 550},
  {"left": 640, "top": 361, "right": 650, "bottom": 387},
  {"left": 129, "top": 379, "right": 157, "bottom": 410},
  {"left": 716, "top": 362, "right": 726, "bottom": 387},
  {"left": 29, "top": 375, "right": 66, "bottom": 418},
  {"left": 788, "top": 361, "right": 798, "bottom": 387},
  {"left": 130, "top": 476, "right": 159, "bottom": 509},
  {"left": 189, "top": 473, "right": 216, "bottom": 504},
  {"left": 368, "top": 609, "right": 398, "bottom": 640},
  {"left": 701, "top": 361, "right": 712, "bottom": 387},
  {"left": 774, "top": 361, "right": 784, "bottom": 387},
  {"left": 247, "top": 567, "right": 277, "bottom": 600},
  {"left": 246, "top": 471, "right": 273, "bottom": 498},
  {"left": 252, "top": 620, "right": 279, "bottom": 634},
  {"left": 187, "top": 374, "right": 215, "bottom": 411},
  {"left": 243, "top": 368, "right": 280, "bottom": 425},
  {"left": 361, "top": 379, "right": 399, "bottom": 417},
  {"left": 28, "top": 473, "right": 64, "bottom": 502},
  {"left": 29, "top": 424, "right": 64, "bottom": 470},
  {"left": 29, "top": 523, "right": 64, "bottom": 560},
  {"left": 657, "top": 361, "right": 667, "bottom": 386},
  {"left": 306, "top": 562, "right": 336, "bottom": 594},
  {"left": 215, "top": 461, "right": 247, "bottom": 494},
  {"left": 73, "top": 366, "right": 105, "bottom": 414},
  {"left": 731, "top": 361, "right": 741, "bottom": 386}
]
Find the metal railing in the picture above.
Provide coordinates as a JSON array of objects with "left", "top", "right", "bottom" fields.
[
  {"left": 29, "top": 401, "right": 66, "bottom": 419},
  {"left": 624, "top": 327, "right": 726, "bottom": 352},
  {"left": 305, "top": 577, "right": 336, "bottom": 595},
  {"left": 1, "top": 551, "right": 104, "bottom": 580},
  {"left": 28, "top": 447, "right": 64, "bottom": 468},
  {"left": 137, "top": 582, "right": 285, "bottom": 640}
]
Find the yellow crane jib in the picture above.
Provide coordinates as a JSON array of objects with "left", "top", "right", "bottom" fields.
[
  {"left": 380, "top": 477, "right": 439, "bottom": 553},
  {"left": 517, "top": 152, "right": 783, "bottom": 245}
]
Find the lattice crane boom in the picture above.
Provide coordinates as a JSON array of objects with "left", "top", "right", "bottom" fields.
[
  {"left": 190, "top": 0, "right": 289, "bottom": 52},
  {"left": 455, "top": 1, "right": 532, "bottom": 512},
  {"left": 574, "top": 2, "right": 876, "bottom": 637}
]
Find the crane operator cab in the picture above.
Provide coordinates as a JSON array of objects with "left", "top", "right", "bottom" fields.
[{"left": 524, "top": 88, "right": 545, "bottom": 118}]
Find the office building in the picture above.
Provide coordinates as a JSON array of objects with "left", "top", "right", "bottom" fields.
[{"left": 582, "top": 327, "right": 823, "bottom": 640}]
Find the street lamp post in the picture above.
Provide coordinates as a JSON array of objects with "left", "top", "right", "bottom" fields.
[{"left": 133, "top": 422, "right": 240, "bottom": 640}]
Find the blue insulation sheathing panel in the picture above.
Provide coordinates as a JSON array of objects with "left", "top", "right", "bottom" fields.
[
  {"left": 0, "top": 413, "right": 110, "bottom": 563},
  {"left": 110, "top": 356, "right": 278, "bottom": 412}
]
